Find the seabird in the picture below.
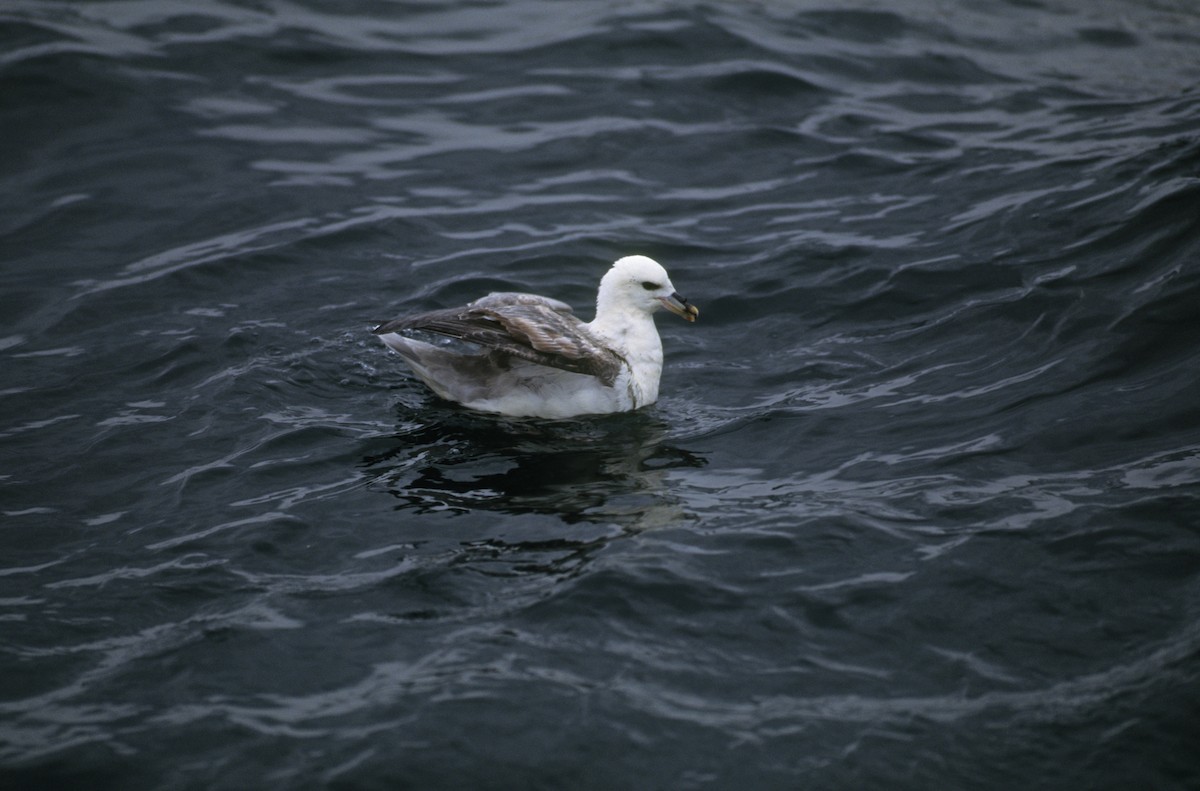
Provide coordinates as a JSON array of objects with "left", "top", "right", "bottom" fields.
[{"left": 372, "top": 255, "right": 698, "bottom": 418}]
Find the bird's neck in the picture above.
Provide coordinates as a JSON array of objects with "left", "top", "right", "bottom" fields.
[
  {"left": 589, "top": 307, "right": 662, "bottom": 363},
  {"left": 589, "top": 303, "right": 664, "bottom": 408}
]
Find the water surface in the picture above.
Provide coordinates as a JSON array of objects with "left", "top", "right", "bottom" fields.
[{"left": 2, "top": 1, "right": 1199, "bottom": 788}]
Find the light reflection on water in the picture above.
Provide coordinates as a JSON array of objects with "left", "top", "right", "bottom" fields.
[{"left": 2, "top": 0, "right": 1199, "bottom": 788}]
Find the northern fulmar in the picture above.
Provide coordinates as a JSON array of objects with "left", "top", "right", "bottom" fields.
[{"left": 372, "top": 255, "right": 698, "bottom": 418}]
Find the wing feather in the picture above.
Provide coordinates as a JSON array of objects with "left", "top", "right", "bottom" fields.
[{"left": 372, "top": 294, "right": 623, "bottom": 385}]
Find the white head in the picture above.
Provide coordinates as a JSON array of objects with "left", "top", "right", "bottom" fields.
[{"left": 596, "top": 255, "right": 699, "bottom": 322}]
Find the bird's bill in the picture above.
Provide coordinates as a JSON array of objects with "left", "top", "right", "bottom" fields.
[{"left": 659, "top": 293, "right": 699, "bottom": 322}]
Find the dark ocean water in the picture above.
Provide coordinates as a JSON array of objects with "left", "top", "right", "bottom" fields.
[{"left": 3, "top": 0, "right": 1200, "bottom": 788}]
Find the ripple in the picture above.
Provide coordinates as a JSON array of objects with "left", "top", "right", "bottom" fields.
[{"left": 3, "top": 0, "right": 1200, "bottom": 786}]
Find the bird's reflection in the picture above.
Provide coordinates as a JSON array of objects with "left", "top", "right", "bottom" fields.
[
  {"left": 362, "top": 403, "right": 706, "bottom": 526},
  {"left": 357, "top": 402, "right": 707, "bottom": 605}
]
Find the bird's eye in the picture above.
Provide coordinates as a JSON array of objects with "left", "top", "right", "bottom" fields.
[{"left": 641, "top": 281, "right": 660, "bottom": 291}]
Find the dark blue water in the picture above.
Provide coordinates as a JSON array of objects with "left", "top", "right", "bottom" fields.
[{"left": 3, "top": 1, "right": 1199, "bottom": 788}]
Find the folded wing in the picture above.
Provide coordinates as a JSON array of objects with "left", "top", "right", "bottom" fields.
[{"left": 372, "top": 292, "right": 624, "bottom": 386}]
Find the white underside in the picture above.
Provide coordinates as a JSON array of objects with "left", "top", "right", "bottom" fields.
[{"left": 378, "top": 333, "right": 650, "bottom": 419}]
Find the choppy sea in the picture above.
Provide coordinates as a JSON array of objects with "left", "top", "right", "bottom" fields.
[{"left": 3, "top": 1, "right": 1199, "bottom": 788}]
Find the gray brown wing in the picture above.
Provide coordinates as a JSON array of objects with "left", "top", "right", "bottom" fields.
[{"left": 372, "top": 297, "right": 623, "bottom": 385}]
